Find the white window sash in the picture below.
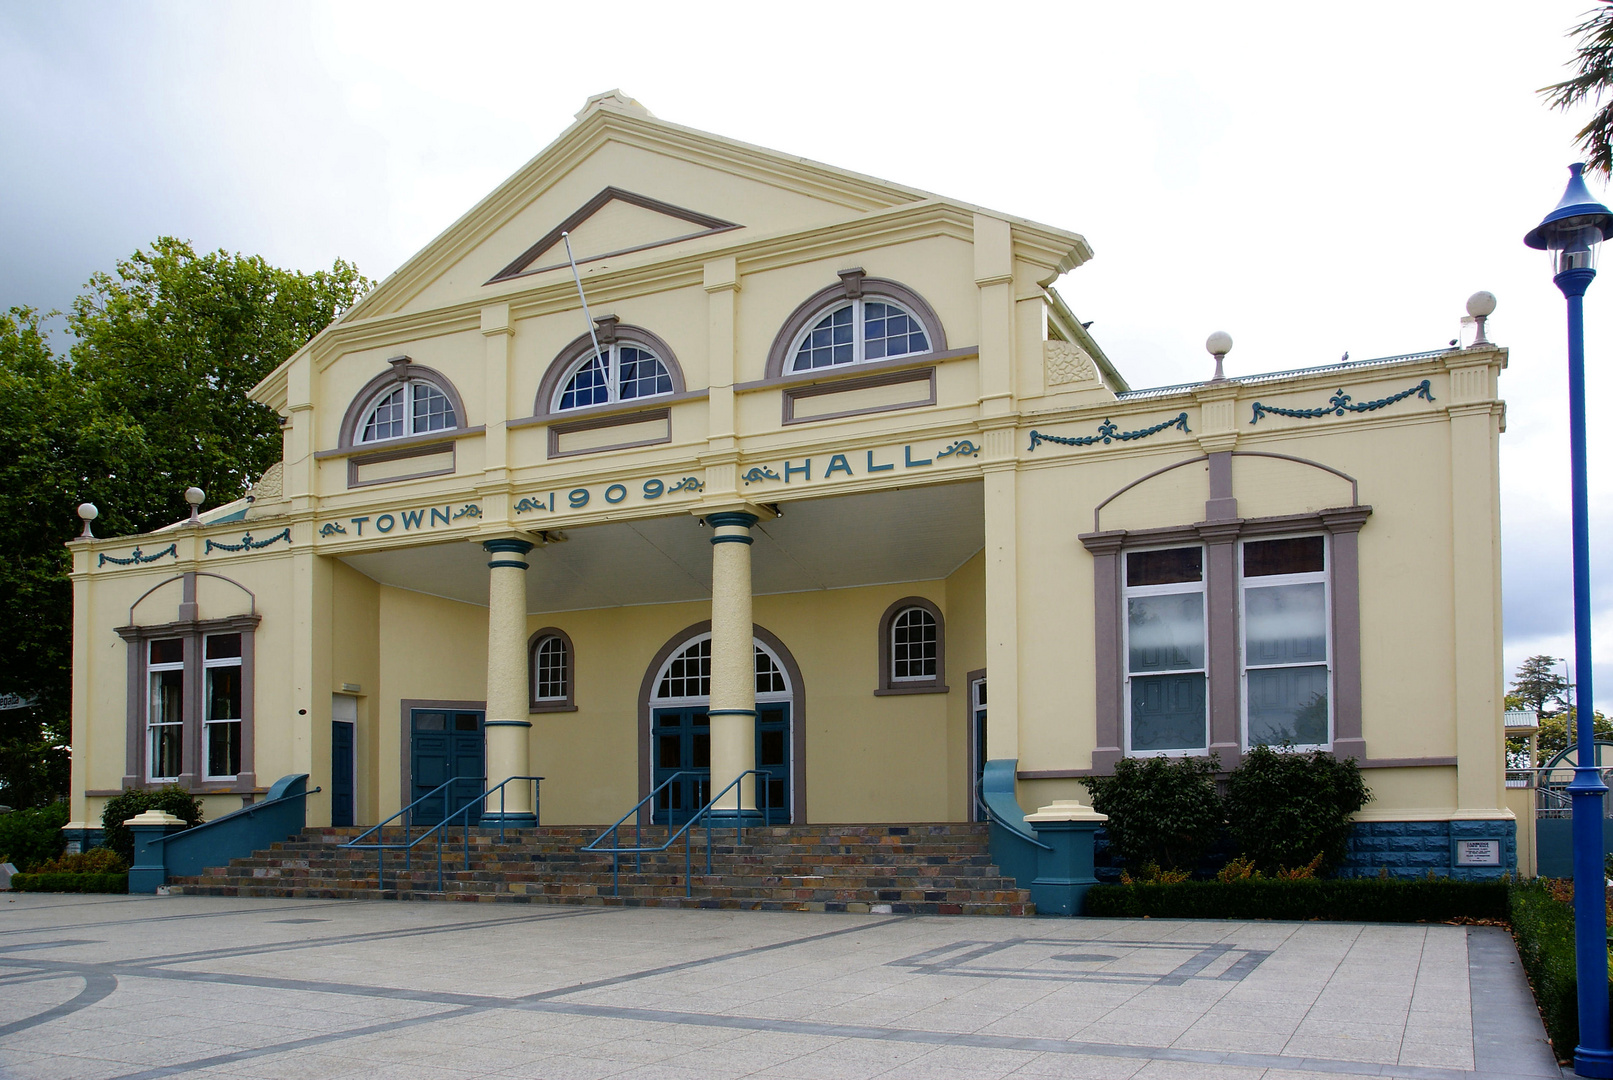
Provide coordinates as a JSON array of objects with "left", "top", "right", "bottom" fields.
[
  {"left": 1237, "top": 536, "right": 1333, "bottom": 750},
  {"left": 1121, "top": 546, "right": 1209, "bottom": 757}
]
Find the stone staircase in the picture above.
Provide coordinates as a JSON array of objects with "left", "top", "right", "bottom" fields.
[{"left": 173, "top": 823, "right": 1035, "bottom": 916}]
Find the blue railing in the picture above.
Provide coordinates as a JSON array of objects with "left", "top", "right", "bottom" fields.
[
  {"left": 342, "top": 775, "right": 542, "bottom": 891},
  {"left": 977, "top": 759, "right": 1046, "bottom": 893},
  {"left": 583, "top": 770, "right": 773, "bottom": 898},
  {"left": 148, "top": 773, "right": 321, "bottom": 880}
]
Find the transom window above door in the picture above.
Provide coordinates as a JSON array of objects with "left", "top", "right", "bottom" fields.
[
  {"left": 789, "top": 298, "right": 930, "bottom": 372},
  {"left": 653, "top": 634, "right": 790, "bottom": 701}
]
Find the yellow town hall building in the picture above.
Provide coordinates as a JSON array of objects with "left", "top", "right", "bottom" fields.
[{"left": 65, "top": 91, "right": 1517, "bottom": 879}]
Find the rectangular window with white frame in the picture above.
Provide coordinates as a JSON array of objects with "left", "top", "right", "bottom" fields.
[
  {"left": 1123, "top": 545, "right": 1208, "bottom": 754},
  {"left": 203, "top": 632, "right": 243, "bottom": 779},
  {"left": 1240, "top": 534, "right": 1331, "bottom": 749},
  {"left": 147, "top": 637, "right": 185, "bottom": 781}
]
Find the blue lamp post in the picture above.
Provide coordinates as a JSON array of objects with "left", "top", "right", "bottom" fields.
[{"left": 1527, "top": 163, "right": 1613, "bottom": 1078}]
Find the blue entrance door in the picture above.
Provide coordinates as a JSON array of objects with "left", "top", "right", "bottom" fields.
[
  {"left": 652, "top": 708, "right": 710, "bottom": 826},
  {"left": 331, "top": 720, "right": 355, "bottom": 827},
  {"left": 652, "top": 706, "right": 790, "bottom": 825},
  {"left": 410, "top": 709, "right": 484, "bottom": 826}
]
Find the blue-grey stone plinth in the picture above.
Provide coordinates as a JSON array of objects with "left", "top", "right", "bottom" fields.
[
  {"left": 1025, "top": 800, "right": 1108, "bottom": 917},
  {"left": 126, "top": 810, "right": 188, "bottom": 893}
]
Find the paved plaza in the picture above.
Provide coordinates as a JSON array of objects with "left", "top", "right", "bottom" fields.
[{"left": 0, "top": 892, "right": 1563, "bottom": 1079}]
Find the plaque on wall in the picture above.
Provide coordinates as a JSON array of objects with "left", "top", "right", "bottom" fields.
[{"left": 1455, "top": 839, "right": 1501, "bottom": 866}]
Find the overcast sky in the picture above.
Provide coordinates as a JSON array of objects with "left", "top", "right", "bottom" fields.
[{"left": 3, "top": 1, "right": 1611, "bottom": 710}]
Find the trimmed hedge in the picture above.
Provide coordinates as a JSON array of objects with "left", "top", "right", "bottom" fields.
[
  {"left": 1085, "top": 877, "right": 1508, "bottom": 922},
  {"left": 1508, "top": 877, "right": 1604, "bottom": 1061},
  {"left": 10, "top": 872, "right": 128, "bottom": 894}
]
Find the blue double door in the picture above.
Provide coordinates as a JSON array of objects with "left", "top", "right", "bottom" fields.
[
  {"left": 410, "top": 708, "right": 485, "bottom": 827},
  {"left": 652, "top": 704, "right": 789, "bottom": 826}
]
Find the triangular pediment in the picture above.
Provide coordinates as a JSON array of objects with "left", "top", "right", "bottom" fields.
[{"left": 489, "top": 186, "right": 739, "bottom": 283}]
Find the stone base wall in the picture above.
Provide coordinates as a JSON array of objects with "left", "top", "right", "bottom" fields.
[{"left": 1337, "top": 818, "right": 1516, "bottom": 880}]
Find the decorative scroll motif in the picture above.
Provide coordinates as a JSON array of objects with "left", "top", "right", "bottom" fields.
[
  {"left": 1250, "top": 380, "right": 1434, "bottom": 424},
  {"left": 742, "top": 466, "right": 781, "bottom": 485},
  {"left": 452, "top": 504, "right": 482, "bottom": 519},
  {"left": 1043, "top": 339, "right": 1099, "bottom": 386},
  {"left": 98, "top": 544, "right": 178, "bottom": 568},
  {"left": 936, "top": 439, "right": 980, "bottom": 459},
  {"left": 249, "top": 461, "right": 284, "bottom": 501},
  {"left": 318, "top": 522, "right": 347, "bottom": 537},
  {"left": 514, "top": 497, "right": 548, "bottom": 514},
  {"left": 667, "top": 476, "right": 704, "bottom": 493},
  {"left": 205, "top": 528, "right": 291, "bottom": 554},
  {"left": 1028, "top": 413, "right": 1191, "bottom": 451}
]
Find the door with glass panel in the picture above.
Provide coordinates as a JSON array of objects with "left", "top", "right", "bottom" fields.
[
  {"left": 649, "top": 634, "right": 794, "bottom": 825},
  {"left": 409, "top": 709, "right": 484, "bottom": 827},
  {"left": 1124, "top": 546, "right": 1208, "bottom": 754},
  {"left": 1240, "top": 535, "right": 1331, "bottom": 747}
]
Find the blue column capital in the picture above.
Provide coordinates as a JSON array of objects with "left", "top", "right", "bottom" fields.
[{"left": 705, "top": 511, "right": 759, "bottom": 531}]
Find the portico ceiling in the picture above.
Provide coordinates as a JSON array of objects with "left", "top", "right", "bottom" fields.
[{"left": 338, "top": 479, "right": 985, "bottom": 614}]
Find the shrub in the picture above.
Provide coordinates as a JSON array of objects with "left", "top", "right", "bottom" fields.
[
  {"left": 0, "top": 801, "right": 69, "bottom": 871},
  {"left": 1508, "top": 876, "right": 1607, "bottom": 1061},
  {"left": 1086, "top": 876, "right": 1508, "bottom": 922},
  {"left": 100, "top": 786, "right": 202, "bottom": 863},
  {"left": 10, "top": 872, "right": 127, "bottom": 894},
  {"left": 1083, "top": 755, "right": 1222, "bottom": 873},
  {"left": 33, "top": 849, "right": 128, "bottom": 874},
  {"left": 1225, "top": 745, "right": 1371, "bottom": 874}
]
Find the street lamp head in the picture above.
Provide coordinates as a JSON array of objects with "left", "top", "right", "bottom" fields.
[{"left": 1524, "top": 164, "right": 1613, "bottom": 277}]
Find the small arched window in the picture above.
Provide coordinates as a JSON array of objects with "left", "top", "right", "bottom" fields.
[
  {"left": 359, "top": 380, "right": 457, "bottom": 443},
  {"left": 791, "top": 298, "right": 930, "bottom": 372},
  {"left": 528, "top": 628, "right": 576, "bottom": 712},
  {"left": 876, "top": 597, "right": 948, "bottom": 695},
  {"left": 556, "top": 342, "right": 673, "bottom": 411},
  {"left": 339, "top": 357, "right": 467, "bottom": 450},
  {"left": 766, "top": 270, "right": 947, "bottom": 380}
]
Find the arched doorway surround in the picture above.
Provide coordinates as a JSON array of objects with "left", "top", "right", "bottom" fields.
[{"left": 638, "top": 621, "right": 806, "bottom": 824}]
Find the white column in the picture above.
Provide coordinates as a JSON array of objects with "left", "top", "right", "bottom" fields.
[
  {"left": 706, "top": 511, "right": 758, "bottom": 820},
  {"left": 482, "top": 538, "right": 534, "bottom": 825}
]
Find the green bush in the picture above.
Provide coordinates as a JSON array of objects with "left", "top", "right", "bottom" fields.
[
  {"left": 0, "top": 801, "right": 69, "bottom": 871},
  {"left": 10, "top": 872, "right": 127, "bottom": 894},
  {"left": 1086, "top": 876, "right": 1507, "bottom": 922},
  {"left": 33, "top": 849, "right": 128, "bottom": 874},
  {"left": 1225, "top": 745, "right": 1371, "bottom": 874},
  {"left": 1508, "top": 877, "right": 1597, "bottom": 1061},
  {"left": 100, "top": 786, "right": 202, "bottom": 863},
  {"left": 1083, "top": 755, "right": 1222, "bottom": 873}
]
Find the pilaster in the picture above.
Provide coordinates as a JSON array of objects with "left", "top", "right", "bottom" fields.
[
  {"left": 705, "top": 257, "right": 740, "bottom": 453},
  {"left": 975, "top": 213, "right": 1016, "bottom": 418},
  {"left": 481, "top": 303, "right": 514, "bottom": 483}
]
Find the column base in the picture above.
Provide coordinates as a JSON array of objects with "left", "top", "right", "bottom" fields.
[
  {"left": 1576, "top": 1046, "right": 1613, "bottom": 1078},
  {"left": 702, "top": 808, "right": 766, "bottom": 828},
  {"left": 479, "top": 812, "right": 537, "bottom": 829}
]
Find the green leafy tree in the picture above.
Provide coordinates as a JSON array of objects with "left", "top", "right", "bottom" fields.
[
  {"left": 0, "top": 242, "right": 369, "bottom": 807},
  {"left": 1544, "top": 4, "right": 1613, "bottom": 178},
  {"left": 1082, "top": 755, "right": 1223, "bottom": 873},
  {"left": 1535, "top": 707, "right": 1613, "bottom": 767},
  {"left": 1224, "top": 745, "right": 1371, "bottom": 874},
  {"left": 67, "top": 238, "right": 370, "bottom": 531},
  {"left": 1511, "top": 655, "right": 1570, "bottom": 718}
]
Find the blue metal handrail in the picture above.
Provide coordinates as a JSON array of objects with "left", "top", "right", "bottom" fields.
[
  {"left": 342, "top": 775, "right": 542, "bottom": 891},
  {"left": 977, "top": 769, "right": 1051, "bottom": 852},
  {"left": 583, "top": 770, "right": 773, "bottom": 898}
]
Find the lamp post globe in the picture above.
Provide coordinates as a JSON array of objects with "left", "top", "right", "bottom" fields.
[{"left": 1526, "top": 163, "right": 1613, "bottom": 1079}]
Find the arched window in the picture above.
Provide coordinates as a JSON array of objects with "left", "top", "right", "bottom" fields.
[
  {"left": 765, "top": 270, "right": 947, "bottom": 380},
  {"left": 528, "top": 628, "right": 576, "bottom": 712},
  {"left": 556, "top": 342, "right": 673, "bottom": 411},
  {"left": 358, "top": 380, "right": 457, "bottom": 443},
  {"left": 536, "top": 316, "right": 684, "bottom": 417},
  {"left": 791, "top": 298, "right": 930, "bottom": 372},
  {"left": 876, "top": 597, "right": 948, "bottom": 695},
  {"left": 338, "top": 356, "right": 467, "bottom": 450},
  {"left": 653, "top": 634, "right": 790, "bottom": 701}
]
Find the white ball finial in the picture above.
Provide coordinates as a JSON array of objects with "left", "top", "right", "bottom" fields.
[
  {"left": 1466, "top": 291, "right": 1497, "bottom": 318},
  {"left": 1206, "top": 330, "right": 1234, "bottom": 357},
  {"left": 77, "top": 502, "right": 98, "bottom": 539},
  {"left": 184, "top": 487, "right": 205, "bottom": 506}
]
